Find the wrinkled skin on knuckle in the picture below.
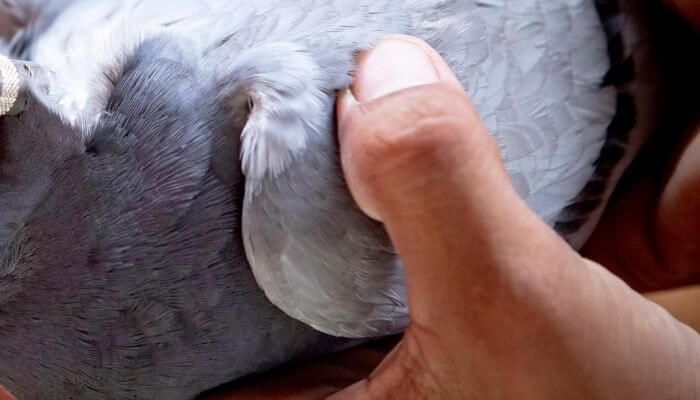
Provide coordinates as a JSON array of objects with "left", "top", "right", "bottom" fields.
[
  {"left": 345, "top": 84, "right": 498, "bottom": 193},
  {"left": 360, "top": 335, "right": 450, "bottom": 400},
  {"left": 366, "top": 85, "right": 480, "bottom": 157}
]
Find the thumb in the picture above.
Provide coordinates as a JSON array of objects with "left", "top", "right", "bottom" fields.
[
  {"left": 332, "top": 35, "right": 700, "bottom": 400},
  {"left": 0, "top": 387, "right": 14, "bottom": 400},
  {"left": 336, "top": 35, "right": 563, "bottom": 329}
]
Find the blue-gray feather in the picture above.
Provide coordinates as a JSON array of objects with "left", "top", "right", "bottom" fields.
[
  {"left": 0, "top": 0, "right": 665, "bottom": 398},
  {"left": 0, "top": 38, "right": 358, "bottom": 399}
]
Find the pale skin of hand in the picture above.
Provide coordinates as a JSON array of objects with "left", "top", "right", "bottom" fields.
[
  {"left": 209, "top": 16, "right": 700, "bottom": 399},
  {"left": 1, "top": 5, "right": 698, "bottom": 400},
  {"left": 326, "top": 35, "right": 700, "bottom": 400}
]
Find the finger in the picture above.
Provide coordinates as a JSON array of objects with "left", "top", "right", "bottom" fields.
[
  {"left": 336, "top": 36, "right": 567, "bottom": 330},
  {"left": 347, "top": 34, "right": 462, "bottom": 106},
  {"left": 0, "top": 387, "right": 14, "bottom": 400},
  {"left": 333, "top": 35, "right": 700, "bottom": 400},
  {"left": 337, "top": 35, "right": 468, "bottom": 221}
]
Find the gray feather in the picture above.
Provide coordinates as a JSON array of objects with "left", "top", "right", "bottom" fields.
[
  {"left": 0, "top": 38, "right": 357, "bottom": 400},
  {"left": 0, "top": 0, "right": 669, "bottom": 398},
  {"left": 223, "top": 0, "right": 617, "bottom": 337}
]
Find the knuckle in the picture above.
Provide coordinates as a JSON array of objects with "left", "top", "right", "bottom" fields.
[
  {"left": 340, "top": 83, "right": 502, "bottom": 195},
  {"left": 363, "top": 85, "right": 495, "bottom": 166}
]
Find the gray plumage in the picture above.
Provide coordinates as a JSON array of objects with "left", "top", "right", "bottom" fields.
[
  {"left": 228, "top": 0, "right": 619, "bottom": 338},
  {"left": 0, "top": 38, "right": 358, "bottom": 400},
  {"left": 0, "top": 0, "right": 664, "bottom": 399}
]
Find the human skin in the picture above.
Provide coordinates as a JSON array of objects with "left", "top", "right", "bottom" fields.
[
  {"left": 326, "top": 35, "right": 700, "bottom": 400},
  {"left": 218, "top": 6, "right": 700, "bottom": 399},
  {"left": 1, "top": 4, "right": 697, "bottom": 400}
]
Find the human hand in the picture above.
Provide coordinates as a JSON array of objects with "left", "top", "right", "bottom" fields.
[
  {"left": 212, "top": 7, "right": 700, "bottom": 398},
  {"left": 316, "top": 33, "right": 700, "bottom": 400}
]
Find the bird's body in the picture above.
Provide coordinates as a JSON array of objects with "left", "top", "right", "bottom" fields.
[{"left": 0, "top": 0, "right": 660, "bottom": 398}]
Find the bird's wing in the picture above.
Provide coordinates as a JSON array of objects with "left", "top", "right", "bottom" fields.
[
  {"left": 413, "top": 1, "right": 617, "bottom": 229},
  {"left": 238, "top": 0, "right": 620, "bottom": 338}
]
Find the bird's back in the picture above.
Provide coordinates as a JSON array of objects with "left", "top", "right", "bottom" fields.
[{"left": 0, "top": 0, "right": 665, "bottom": 398}]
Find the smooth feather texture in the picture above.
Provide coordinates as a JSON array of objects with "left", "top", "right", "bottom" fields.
[
  {"left": 236, "top": 0, "right": 619, "bottom": 337},
  {"left": 0, "top": 39, "right": 358, "bottom": 400},
  {"left": 0, "top": 0, "right": 663, "bottom": 398},
  {"left": 5, "top": 0, "right": 619, "bottom": 338}
]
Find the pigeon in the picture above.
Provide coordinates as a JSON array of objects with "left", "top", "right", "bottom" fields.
[{"left": 0, "top": 0, "right": 664, "bottom": 398}]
